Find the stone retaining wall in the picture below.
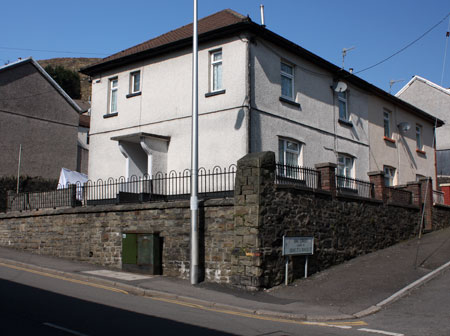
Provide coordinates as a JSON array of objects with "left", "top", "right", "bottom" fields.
[
  {"left": 1, "top": 151, "right": 450, "bottom": 290},
  {"left": 0, "top": 199, "right": 235, "bottom": 283}
]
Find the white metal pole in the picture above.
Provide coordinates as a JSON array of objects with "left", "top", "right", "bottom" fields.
[
  {"left": 285, "top": 257, "right": 289, "bottom": 286},
  {"left": 190, "top": 0, "right": 199, "bottom": 285},
  {"left": 16, "top": 144, "right": 22, "bottom": 193},
  {"left": 305, "top": 256, "right": 308, "bottom": 279}
]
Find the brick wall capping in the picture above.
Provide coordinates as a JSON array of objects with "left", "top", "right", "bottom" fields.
[
  {"left": 314, "top": 162, "right": 337, "bottom": 169},
  {"left": 367, "top": 170, "right": 385, "bottom": 177},
  {"left": 275, "top": 184, "right": 331, "bottom": 198},
  {"left": 407, "top": 181, "right": 422, "bottom": 186},
  {"left": 386, "top": 202, "right": 421, "bottom": 210},
  {"left": 237, "top": 151, "right": 275, "bottom": 169},
  {"left": 434, "top": 203, "right": 450, "bottom": 209},
  {"left": 336, "top": 193, "right": 382, "bottom": 204}
]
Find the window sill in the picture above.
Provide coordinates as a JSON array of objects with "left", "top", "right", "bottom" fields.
[
  {"left": 383, "top": 136, "right": 396, "bottom": 144},
  {"left": 279, "top": 96, "right": 300, "bottom": 108},
  {"left": 126, "top": 92, "right": 142, "bottom": 98},
  {"left": 338, "top": 119, "right": 353, "bottom": 127},
  {"left": 205, "top": 89, "right": 226, "bottom": 97},
  {"left": 416, "top": 149, "right": 426, "bottom": 155},
  {"left": 103, "top": 112, "right": 118, "bottom": 119}
]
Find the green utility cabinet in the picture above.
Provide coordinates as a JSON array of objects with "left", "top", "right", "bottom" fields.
[{"left": 122, "top": 233, "right": 161, "bottom": 275}]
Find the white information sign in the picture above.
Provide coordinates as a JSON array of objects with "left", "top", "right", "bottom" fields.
[{"left": 282, "top": 236, "right": 314, "bottom": 256}]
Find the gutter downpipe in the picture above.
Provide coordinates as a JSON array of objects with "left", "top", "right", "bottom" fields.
[
  {"left": 246, "top": 35, "right": 251, "bottom": 154},
  {"left": 190, "top": 0, "right": 200, "bottom": 285}
]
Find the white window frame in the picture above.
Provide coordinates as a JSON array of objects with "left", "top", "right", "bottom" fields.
[
  {"left": 130, "top": 70, "right": 141, "bottom": 94},
  {"left": 278, "top": 138, "right": 302, "bottom": 165},
  {"left": 109, "top": 77, "right": 118, "bottom": 114},
  {"left": 383, "top": 166, "right": 396, "bottom": 187},
  {"left": 338, "top": 91, "right": 348, "bottom": 121},
  {"left": 416, "top": 124, "right": 422, "bottom": 150},
  {"left": 210, "top": 50, "right": 223, "bottom": 92},
  {"left": 337, "top": 154, "right": 354, "bottom": 179},
  {"left": 383, "top": 110, "right": 391, "bottom": 138},
  {"left": 280, "top": 61, "right": 294, "bottom": 100},
  {"left": 278, "top": 138, "right": 302, "bottom": 178}
]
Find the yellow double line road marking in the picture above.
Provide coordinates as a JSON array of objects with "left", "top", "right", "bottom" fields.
[
  {"left": 0, "top": 261, "right": 368, "bottom": 329},
  {"left": 0, "top": 262, "right": 129, "bottom": 295},
  {"left": 149, "top": 296, "right": 367, "bottom": 327}
]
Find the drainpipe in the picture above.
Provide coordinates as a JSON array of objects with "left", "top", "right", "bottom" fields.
[{"left": 246, "top": 35, "right": 252, "bottom": 154}]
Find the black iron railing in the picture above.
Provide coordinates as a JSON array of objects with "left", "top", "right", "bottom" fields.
[
  {"left": 275, "top": 164, "right": 319, "bottom": 189},
  {"left": 336, "top": 175, "right": 374, "bottom": 199},
  {"left": 7, "top": 165, "right": 237, "bottom": 211}
]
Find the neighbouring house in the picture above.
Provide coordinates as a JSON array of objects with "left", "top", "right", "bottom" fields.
[
  {"left": 396, "top": 76, "right": 450, "bottom": 179},
  {"left": 0, "top": 57, "right": 84, "bottom": 180},
  {"left": 81, "top": 9, "right": 443, "bottom": 186}
]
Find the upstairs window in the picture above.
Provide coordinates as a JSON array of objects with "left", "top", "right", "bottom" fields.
[
  {"left": 210, "top": 50, "right": 223, "bottom": 92},
  {"left": 281, "top": 62, "right": 294, "bottom": 99},
  {"left": 384, "top": 166, "right": 396, "bottom": 186},
  {"left": 130, "top": 71, "right": 141, "bottom": 94},
  {"left": 383, "top": 110, "right": 391, "bottom": 138},
  {"left": 109, "top": 78, "right": 118, "bottom": 114},
  {"left": 338, "top": 91, "right": 348, "bottom": 121},
  {"left": 416, "top": 124, "right": 422, "bottom": 150}
]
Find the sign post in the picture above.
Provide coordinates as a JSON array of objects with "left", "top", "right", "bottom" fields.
[{"left": 282, "top": 236, "right": 314, "bottom": 285}]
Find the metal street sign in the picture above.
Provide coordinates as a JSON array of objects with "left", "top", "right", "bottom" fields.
[{"left": 282, "top": 236, "right": 314, "bottom": 256}]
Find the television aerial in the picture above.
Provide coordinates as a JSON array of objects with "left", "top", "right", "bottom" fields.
[{"left": 342, "top": 46, "right": 356, "bottom": 69}]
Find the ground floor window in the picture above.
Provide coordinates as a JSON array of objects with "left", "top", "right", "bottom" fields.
[
  {"left": 384, "top": 166, "right": 396, "bottom": 186},
  {"left": 278, "top": 138, "right": 302, "bottom": 166}
]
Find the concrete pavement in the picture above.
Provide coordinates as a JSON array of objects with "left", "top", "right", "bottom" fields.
[{"left": 1, "top": 226, "right": 450, "bottom": 321}]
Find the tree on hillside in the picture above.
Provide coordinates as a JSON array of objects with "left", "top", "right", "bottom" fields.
[{"left": 44, "top": 65, "right": 81, "bottom": 99}]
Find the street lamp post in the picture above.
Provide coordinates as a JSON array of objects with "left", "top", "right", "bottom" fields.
[{"left": 190, "top": 0, "right": 199, "bottom": 285}]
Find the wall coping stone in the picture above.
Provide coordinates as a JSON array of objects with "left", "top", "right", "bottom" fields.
[
  {"left": 336, "top": 193, "right": 383, "bottom": 205},
  {"left": 367, "top": 171, "right": 385, "bottom": 176},
  {"left": 314, "top": 162, "right": 337, "bottom": 169},
  {"left": 275, "top": 184, "right": 332, "bottom": 198},
  {"left": 237, "top": 151, "right": 275, "bottom": 169},
  {"left": 434, "top": 203, "right": 450, "bottom": 210},
  {"left": 386, "top": 202, "right": 420, "bottom": 210},
  {"left": 0, "top": 197, "right": 234, "bottom": 219}
]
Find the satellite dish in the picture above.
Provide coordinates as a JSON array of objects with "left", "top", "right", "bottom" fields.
[
  {"left": 397, "top": 122, "right": 411, "bottom": 133},
  {"left": 334, "top": 81, "right": 347, "bottom": 93}
]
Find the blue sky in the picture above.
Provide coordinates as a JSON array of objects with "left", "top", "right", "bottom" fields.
[{"left": 1, "top": 1, "right": 449, "bottom": 92}]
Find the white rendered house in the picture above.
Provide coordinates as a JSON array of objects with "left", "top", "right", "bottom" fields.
[{"left": 82, "top": 9, "right": 442, "bottom": 185}]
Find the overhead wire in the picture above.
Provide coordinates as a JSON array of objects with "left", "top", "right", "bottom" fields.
[{"left": 355, "top": 12, "right": 450, "bottom": 75}]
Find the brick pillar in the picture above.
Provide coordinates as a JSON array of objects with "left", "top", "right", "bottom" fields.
[
  {"left": 406, "top": 182, "right": 422, "bottom": 206},
  {"left": 368, "top": 171, "right": 386, "bottom": 202},
  {"left": 314, "top": 162, "right": 337, "bottom": 196},
  {"left": 419, "top": 177, "right": 433, "bottom": 231},
  {"left": 232, "top": 151, "right": 275, "bottom": 290}
]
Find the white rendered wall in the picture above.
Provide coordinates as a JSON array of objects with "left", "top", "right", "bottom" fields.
[
  {"left": 88, "top": 36, "right": 248, "bottom": 181},
  {"left": 368, "top": 95, "right": 436, "bottom": 184},
  {"left": 250, "top": 39, "right": 370, "bottom": 180}
]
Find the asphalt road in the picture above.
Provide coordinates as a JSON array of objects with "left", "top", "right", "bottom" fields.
[
  {"left": 1, "top": 261, "right": 447, "bottom": 336},
  {"left": 363, "top": 268, "right": 450, "bottom": 336}
]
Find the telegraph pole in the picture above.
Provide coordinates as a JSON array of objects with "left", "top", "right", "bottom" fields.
[{"left": 190, "top": 0, "right": 199, "bottom": 285}]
